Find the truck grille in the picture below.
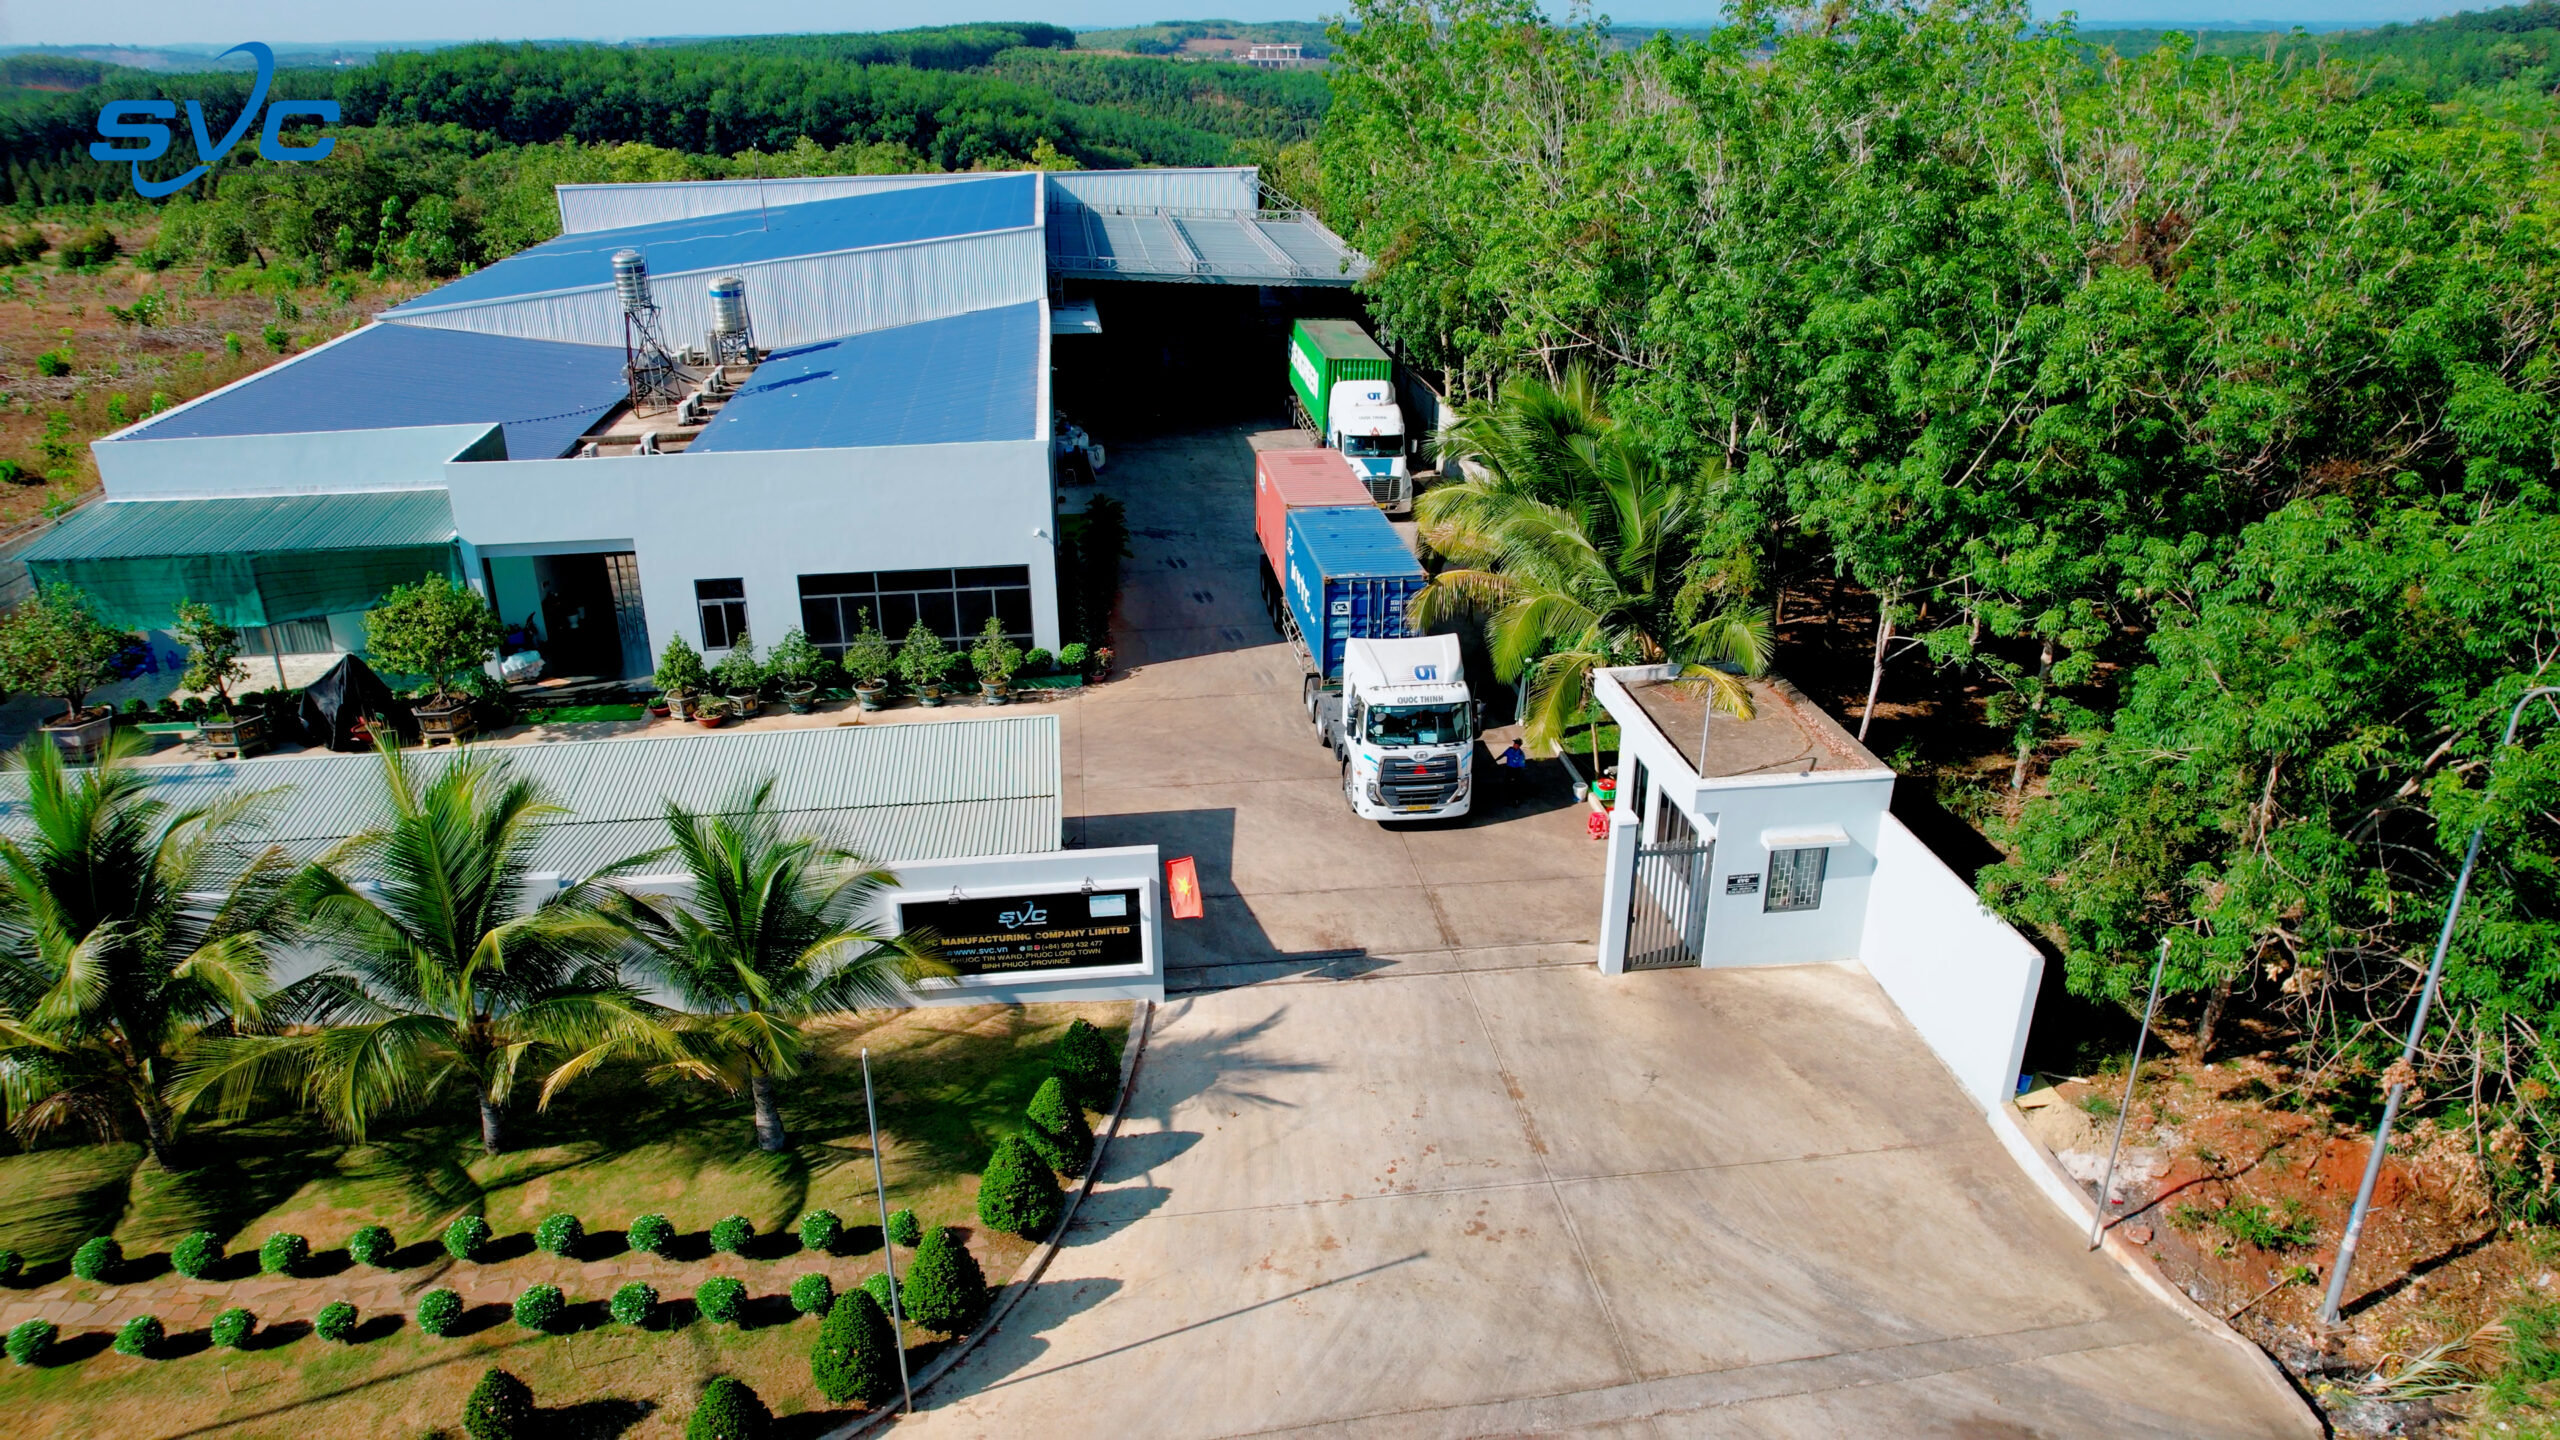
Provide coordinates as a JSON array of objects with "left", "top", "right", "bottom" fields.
[
  {"left": 1379, "top": 754, "right": 1461, "bottom": 808},
  {"left": 1366, "top": 473, "right": 1399, "bottom": 505}
]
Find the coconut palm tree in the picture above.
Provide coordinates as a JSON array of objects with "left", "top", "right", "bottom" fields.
[
  {"left": 180, "top": 742, "right": 665, "bottom": 1154},
  {"left": 0, "top": 732, "right": 296, "bottom": 1168},
  {"left": 579, "top": 779, "right": 943, "bottom": 1153},
  {"left": 1417, "top": 379, "right": 1773, "bottom": 760}
]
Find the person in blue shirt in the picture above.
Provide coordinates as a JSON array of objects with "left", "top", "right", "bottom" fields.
[{"left": 1496, "top": 738, "right": 1528, "bottom": 799}]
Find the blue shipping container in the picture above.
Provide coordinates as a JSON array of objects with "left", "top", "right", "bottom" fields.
[{"left": 1282, "top": 505, "right": 1428, "bottom": 682}]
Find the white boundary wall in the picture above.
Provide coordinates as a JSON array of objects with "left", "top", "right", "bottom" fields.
[{"left": 1856, "top": 813, "right": 2043, "bottom": 1110}]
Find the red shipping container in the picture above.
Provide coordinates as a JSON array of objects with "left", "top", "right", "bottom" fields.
[{"left": 1253, "top": 447, "right": 1374, "bottom": 581}]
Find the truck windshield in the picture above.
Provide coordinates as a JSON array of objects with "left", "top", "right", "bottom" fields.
[
  {"left": 1366, "top": 702, "right": 1469, "bottom": 748},
  {"left": 1342, "top": 432, "right": 1402, "bottom": 458}
]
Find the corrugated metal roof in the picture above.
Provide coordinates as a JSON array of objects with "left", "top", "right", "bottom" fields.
[
  {"left": 388, "top": 174, "right": 1037, "bottom": 316},
  {"left": 21, "top": 489, "right": 457, "bottom": 563},
  {"left": 0, "top": 716, "right": 1060, "bottom": 879},
  {"left": 113, "top": 323, "right": 629, "bottom": 459},
  {"left": 685, "top": 303, "right": 1040, "bottom": 454}
]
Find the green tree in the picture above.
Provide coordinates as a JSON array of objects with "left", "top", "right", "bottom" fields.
[
  {"left": 976, "top": 1133, "right": 1062, "bottom": 1238},
  {"left": 899, "top": 1224, "right": 988, "bottom": 1333},
  {"left": 594, "top": 780, "right": 942, "bottom": 1151},
  {"left": 463, "top": 1367, "right": 533, "bottom": 1440},
  {"left": 1054, "top": 1017, "right": 1118, "bottom": 1110},
  {"left": 1024, "top": 1075, "right": 1092, "bottom": 1178},
  {"left": 686, "top": 1376, "right": 770, "bottom": 1440},
  {"left": 178, "top": 744, "right": 664, "bottom": 1153},
  {"left": 171, "top": 601, "right": 249, "bottom": 712},
  {"left": 363, "top": 575, "right": 502, "bottom": 708},
  {"left": 0, "top": 735, "right": 295, "bottom": 1167},
  {"left": 810, "top": 1288, "right": 899, "bottom": 1405},
  {"left": 0, "top": 584, "right": 144, "bottom": 721}
]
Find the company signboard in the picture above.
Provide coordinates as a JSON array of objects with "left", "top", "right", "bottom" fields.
[{"left": 898, "top": 888, "right": 1144, "bottom": 976}]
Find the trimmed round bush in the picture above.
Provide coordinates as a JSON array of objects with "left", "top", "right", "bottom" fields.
[
  {"left": 464, "top": 1366, "right": 533, "bottom": 1440},
  {"left": 1056, "top": 1017, "right": 1119, "bottom": 1111},
  {"left": 210, "top": 1307, "right": 255, "bottom": 1350},
  {"left": 627, "top": 1212, "right": 675, "bottom": 1256},
  {"left": 900, "top": 1226, "right": 988, "bottom": 1335},
  {"left": 885, "top": 1209, "right": 921, "bottom": 1248},
  {"left": 977, "top": 1134, "right": 1063, "bottom": 1239},
  {"left": 444, "top": 1214, "right": 492, "bottom": 1261},
  {"left": 416, "top": 1287, "right": 464, "bottom": 1337},
  {"left": 71, "top": 1235, "right": 121, "bottom": 1282},
  {"left": 810, "top": 1289, "right": 898, "bottom": 1406},
  {"left": 610, "top": 1280, "right": 657, "bottom": 1328},
  {"left": 534, "top": 1212, "right": 583, "bottom": 1259},
  {"left": 7, "top": 1318, "right": 55, "bottom": 1366},
  {"left": 171, "top": 1229, "right": 224, "bottom": 1280},
  {"left": 860, "top": 1270, "right": 896, "bottom": 1314},
  {"left": 798, "top": 1208, "right": 842, "bottom": 1254},
  {"left": 687, "top": 1376, "right": 771, "bottom": 1440},
  {"left": 1026, "top": 1074, "right": 1095, "bottom": 1179},
  {"left": 259, "top": 1231, "right": 309, "bottom": 1277},
  {"left": 709, "top": 1214, "right": 754, "bottom": 1256},
  {"left": 0, "top": 1249, "right": 22, "bottom": 1284},
  {"left": 695, "top": 1276, "right": 747, "bottom": 1326},
  {"left": 113, "top": 1314, "right": 163, "bottom": 1357},
  {"left": 314, "top": 1301, "right": 358, "bottom": 1343},
  {"left": 348, "top": 1224, "right": 396, "bottom": 1268},
  {"left": 789, "top": 1271, "right": 833, "bottom": 1317},
  {"left": 512, "top": 1283, "right": 564, "bottom": 1334}
]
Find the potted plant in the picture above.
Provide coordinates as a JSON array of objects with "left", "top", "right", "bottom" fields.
[
  {"left": 715, "top": 632, "right": 765, "bottom": 718},
  {"left": 843, "top": 608, "right": 894, "bottom": 711},
  {"left": 970, "top": 616, "right": 1021, "bottom": 705},
  {"left": 174, "top": 600, "right": 266, "bottom": 758},
  {"left": 363, "top": 575, "right": 502, "bottom": 746},
  {"left": 654, "top": 634, "right": 710, "bottom": 719},
  {"left": 896, "top": 619, "right": 953, "bottom": 706},
  {"left": 0, "top": 584, "right": 146, "bottom": 762},
  {"left": 693, "top": 694, "right": 732, "bottom": 729},
  {"left": 767, "top": 627, "right": 828, "bottom": 714}
]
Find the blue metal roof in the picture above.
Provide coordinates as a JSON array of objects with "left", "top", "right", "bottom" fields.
[
  {"left": 386, "top": 173, "right": 1037, "bottom": 315},
  {"left": 685, "top": 302, "right": 1041, "bottom": 454},
  {"left": 116, "top": 323, "right": 629, "bottom": 460}
]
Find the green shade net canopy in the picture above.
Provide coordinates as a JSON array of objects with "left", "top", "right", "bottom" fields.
[{"left": 21, "top": 490, "right": 462, "bottom": 630}]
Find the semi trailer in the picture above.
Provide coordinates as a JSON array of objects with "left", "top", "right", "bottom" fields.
[
  {"left": 1253, "top": 452, "right": 1474, "bottom": 822},
  {"left": 1286, "top": 318, "right": 1414, "bottom": 513}
]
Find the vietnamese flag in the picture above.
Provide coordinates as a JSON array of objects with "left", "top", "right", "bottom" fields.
[{"left": 1166, "top": 856, "right": 1203, "bottom": 919}]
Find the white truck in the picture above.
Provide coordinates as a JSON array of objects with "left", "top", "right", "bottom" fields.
[
  {"left": 1315, "top": 635, "right": 1475, "bottom": 822},
  {"left": 1287, "top": 318, "right": 1414, "bottom": 513}
]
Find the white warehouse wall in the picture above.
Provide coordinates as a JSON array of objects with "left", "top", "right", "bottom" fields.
[
  {"left": 95, "top": 427, "right": 493, "bottom": 499},
  {"left": 1857, "top": 813, "right": 2045, "bottom": 1110},
  {"left": 443, "top": 437, "right": 1062, "bottom": 656},
  {"left": 557, "top": 173, "right": 991, "bottom": 232}
]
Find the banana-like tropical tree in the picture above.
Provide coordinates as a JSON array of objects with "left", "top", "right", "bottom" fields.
[
  {"left": 181, "top": 742, "right": 664, "bottom": 1154},
  {"left": 1419, "top": 372, "right": 1773, "bottom": 759},
  {"left": 0, "top": 732, "right": 296, "bottom": 1168},
  {"left": 583, "top": 779, "right": 943, "bottom": 1153}
]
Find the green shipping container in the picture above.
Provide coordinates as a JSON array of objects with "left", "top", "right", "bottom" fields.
[{"left": 1287, "top": 319, "right": 1392, "bottom": 436}]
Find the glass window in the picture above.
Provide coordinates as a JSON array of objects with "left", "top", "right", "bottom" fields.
[
  {"left": 797, "top": 566, "right": 1034, "bottom": 656},
  {"left": 1627, "top": 756, "right": 1649, "bottom": 823},
  {"left": 1365, "top": 702, "right": 1469, "bottom": 748},
  {"left": 1341, "top": 433, "right": 1400, "bottom": 457},
  {"left": 696, "top": 578, "right": 747, "bottom": 651},
  {"left": 1765, "top": 846, "right": 1828, "bottom": 913}
]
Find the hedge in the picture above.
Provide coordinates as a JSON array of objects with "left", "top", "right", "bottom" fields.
[
  {"left": 900, "top": 1226, "right": 988, "bottom": 1334},
  {"left": 709, "top": 1214, "right": 754, "bottom": 1256},
  {"left": 886, "top": 1208, "right": 921, "bottom": 1248},
  {"left": 1056, "top": 1016, "right": 1119, "bottom": 1110},
  {"left": 696, "top": 1276, "right": 747, "bottom": 1325},
  {"left": 113, "top": 1314, "right": 162, "bottom": 1357},
  {"left": 512, "top": 1283, "right": 564, "bottom": 1333},
  {"left": 444, "top": 1214, "right": 492, "bottom": 1261},
  {"left": 314, "top": 1301, "right": 358, "bottom": 1343},
  {"left": 210, "top": 1307, "right": 255, "bottom": 1349},
  {"left": 7, "top": 1318, "right": 54, "bottom": 1365},
  {"left": 535, "top": 1213, "right": 583, "bottom": 1259},
  {"left": 70, "top": 1235, "right": 120, "bottom": 1282},
  {"left": 172, "top": 1229, "right": 224, "bottom": 1280},
  {"left": 1026, "top": 1074, "right": 1094, "bottom": 1178},
  {"left": 348, "top": 1224, "right": 396, "bottom": 1267},
  {"left": 810, "top": 1289, "right": 900, "bottom": 1405},
  {"left": 977, "top": 1134, "right": 1063, "bottom": 1238},
  {"left": 790, "top": 1271, "right": 833, "bottom": 1317},
  {"left": 686, "top": 1376, "right": 771, "bottom": 1440},
  {"left": 464, "top": 1367, "right": 533, "bottom": 1440},
  {"left": 416, "top": 1287, "right": 464, "bottom": 1337},
  {"left": 798, "top": 1208, "right": 842, "bottom": 1254},
  {"left": 627, "top": 1212, "right": 675, "bottom": 1256},
  {"left": 611, "top": 1280, "right": 657, "bottom": 1327},
  {"left": 0, "top": 1250, "right": 21, "bottom": 1284},
  {"left": 260, "top": 1232, "right": 309, "bottom": 1277},
  {"left": 860, "top": 1270, "right": 896, "bottom": 1314}
]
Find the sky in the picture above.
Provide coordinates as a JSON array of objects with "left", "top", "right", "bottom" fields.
[{"left": 0, "top": 0, "right": 2498, "bottom": 46}]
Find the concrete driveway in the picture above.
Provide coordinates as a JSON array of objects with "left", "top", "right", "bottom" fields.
[{"left": 889, "top": 423, "right": 2312, "bottom": 1437}]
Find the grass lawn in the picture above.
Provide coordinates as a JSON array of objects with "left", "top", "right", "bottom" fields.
[
  {"left": 520, "top": 704, "right": 650, "bottom": 725},
  {"left": 0, "top": 1001, "right": 1129, "bottom": 1439}
]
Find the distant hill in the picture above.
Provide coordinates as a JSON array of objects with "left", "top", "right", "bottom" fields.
[
  {"left": 2076, "top": 2, "right": 2560, "bottom": 99},
  {"left": 1075, "top": 20, "right": 1338, "bottom": 60}
]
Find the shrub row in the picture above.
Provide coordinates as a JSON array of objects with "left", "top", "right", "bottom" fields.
[
  {"left": 464, "top": 1368, "right": 777, "bottom": 1440},
  {"left": 11, "top": 1301, "right": 356, "bottom": 1364},
  {"left": 54, "top": 1223, "right": 408, "bottom": 1287}
]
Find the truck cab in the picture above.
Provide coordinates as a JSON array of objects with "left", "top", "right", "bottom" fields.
[
  {"left": 1326, "top": 379, "right": 1410, "bottom": 509},
  {"left": 1316, "top": 635, "right": 1473, "bottom": 822}
]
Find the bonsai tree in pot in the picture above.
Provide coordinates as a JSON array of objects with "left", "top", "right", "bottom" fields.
[
  {"left": 767, "top": 628, "right": 829, "bottom": 714},
  {"left": 0, "top": 584, "right": 145, "bottom": 759},
  {"left": 654, "top": 635, "right": 711, "bottom": 719},
  {"left": 970, "top": 617, "right": 1021, "bottom": 705},
  {"left": 714, "top": 633, "right": 765, "bottom": 717},
  {"left": 364, "top": 576, "right": 501, "bottom": 743},
  {"left": 895, "top": 620, "right": 953, "bottom": 706},
  {"left": 173, "top": 600, "right": 265, "bottom": 755},
  {"left": 843, "top": 609, "right": 893, "bottom": 711}
]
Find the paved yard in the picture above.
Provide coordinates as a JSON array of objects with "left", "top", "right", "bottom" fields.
[{"left": 879, "top": 424, "right": 2315, "bottom": 1437}]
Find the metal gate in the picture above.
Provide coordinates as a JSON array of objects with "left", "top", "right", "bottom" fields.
[
  {"left": 604, "top": 551, "right": 650, "bottom": 680},
  {"left": 1625, "top": 798, "right": 1712, "bottom": 971}
]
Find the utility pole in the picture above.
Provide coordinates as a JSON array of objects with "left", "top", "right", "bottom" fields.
[
  {"left": 2319, "top": 685, "right": 2560, "bottom": 1325},
  {"left": 2091, "top": 938, "right": 2169, "bottom": 1250},
  {"left": 862, "top": 1048, "right": 915, "bottom": 1413}
]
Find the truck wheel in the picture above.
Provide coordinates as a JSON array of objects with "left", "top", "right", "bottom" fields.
[{"left": 1342, "top": 756, "right": 1357, "bottom": 809}]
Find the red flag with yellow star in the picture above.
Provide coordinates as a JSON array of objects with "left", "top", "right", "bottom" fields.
[{"left": 1166, "top": 856, "right": 1202, "bottom": 919}]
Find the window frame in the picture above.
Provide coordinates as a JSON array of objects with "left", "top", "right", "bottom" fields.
[
  {"left": 1763, "top": 846, "right": 1829, "bottom": 913},
  {"left": 695, "top": 578, "right": 748, "bottom": 652}
]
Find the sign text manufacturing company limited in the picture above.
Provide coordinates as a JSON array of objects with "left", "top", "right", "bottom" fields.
[
  {"left": 89, "top": 43, "right": 337, "bottom": 198},
  {"left": 897, "top": 889, "right": 1145, "bottom": 976}
]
